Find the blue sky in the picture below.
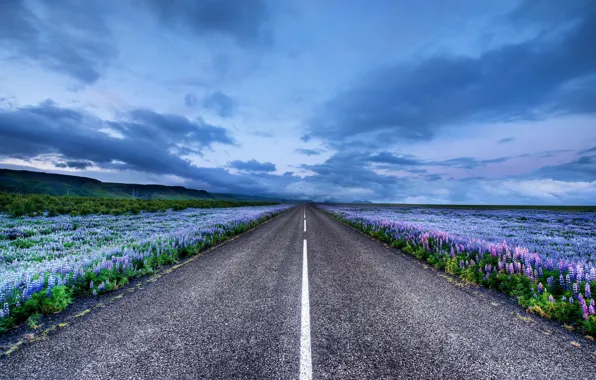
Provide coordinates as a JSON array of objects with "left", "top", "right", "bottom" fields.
[{"left": 1, "top": 0, "right": 595, "bottom": 204}]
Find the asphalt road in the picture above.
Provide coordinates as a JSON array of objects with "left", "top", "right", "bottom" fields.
[{"left": 1, "top": 205, "right": 595, "bottom": 379}]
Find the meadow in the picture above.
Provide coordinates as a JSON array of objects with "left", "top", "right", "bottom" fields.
[
  {"left": 0, "top": 204, "right": 291, "bottom": 333},
  {"left": 0, "top": 192, "right": 278, "bottom": 217},
  {"left": 318, "top": 204, "right": 596, "bottom": 335}
]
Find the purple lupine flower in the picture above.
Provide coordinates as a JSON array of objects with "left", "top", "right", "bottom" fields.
[
  {"left": 586, "top": 283, "right": 591, "bottom": 299},
  {"left": 573, "top": 282, "right": 579, "bottom": 295},
  {"left": 548, "top": 295, "right": 555, "bottom": 303},
  {"left": 589, "top": 305, "right": 595, "bottom": 316},
  {"left": 537, "top": 283, "right": 544, "bottom": 294}
]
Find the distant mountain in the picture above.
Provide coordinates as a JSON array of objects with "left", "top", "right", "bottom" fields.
[
  {"left": 351, "top": 200, "right": 373, "bottom": 204},
  {"left": 0, "top": 169, "right": 287, "bottom": 202}
]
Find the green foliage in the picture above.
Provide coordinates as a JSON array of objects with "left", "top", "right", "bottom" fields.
[
  {"left": 0, "top": 192, "right": 278, "bottom": 218},
  {"left": 27, "top": 313, "right": 42, "bottom": 330},
  {"left": 0, "top": 208, "right": 286, "bottom": 336},
  {"left": 24, "top": 286, "right": 73, "bottom": 315},
  {"left": 584, "top": 316, "right": 596, "bottom": 336},
  {"left": 326, "top": 210, "right": 596, "bottom": 335},
  {"left": 496, "top": 273, "right": 533, "bottom": 299}
]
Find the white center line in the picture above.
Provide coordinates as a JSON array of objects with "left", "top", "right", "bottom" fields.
[
  {"left": 304, "top": 219, "right": 306, "bottom": 232},
  {"left": 300, "top": 239, "right": 312, "bottom": 380}
]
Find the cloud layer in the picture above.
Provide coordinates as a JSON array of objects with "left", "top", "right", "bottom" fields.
[
  {"left": 306, "top": 1, "right": 596, "bottom": 145},
  {"left": 1, "top": 0, "right": 595, "bottom": 204}
]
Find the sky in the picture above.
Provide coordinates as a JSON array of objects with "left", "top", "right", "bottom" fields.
[{"left": 0, "top": 0, "right": 595, "bottom": 204}]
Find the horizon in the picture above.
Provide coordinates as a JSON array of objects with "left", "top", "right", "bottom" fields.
[{"left": 1, "top": 1, "right": 595, "bottom": 205}]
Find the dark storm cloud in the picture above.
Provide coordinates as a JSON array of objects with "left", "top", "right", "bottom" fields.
[
  {"left": 114, "top": 108, "right": 236, "bottom": 151},
  {"left": 202, "top": 91, "right": 238, "bottom": 118},
  {"left": 229, "top": 159, "right": 276, "bottom": 173},
  {"left": 141, "top": 0, "right": 271, "bottom": 46},
  {"left": 0, "top": 0, "right": 117, "bottom": 83},
  {"left": 307, "top": 1, "right": 596, "bottom": 144},
  {"left": 0, "top": 100, "right": 234, "bottom": 178},
  {"left": 294, "top": 149, "right": 322, "bottom": 156}
]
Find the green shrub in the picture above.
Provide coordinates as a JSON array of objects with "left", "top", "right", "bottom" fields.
[
  {"left": 0, "top": 192, "right": 279, "bottom": 218},
  {"left": 24, "top": 286, "right": 73, "bottom": 315},
  {"left": 27, "top": 313, "right": 42, "bottom": 329}
]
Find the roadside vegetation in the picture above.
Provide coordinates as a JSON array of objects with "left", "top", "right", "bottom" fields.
[
  {"left": 0, "top": 205, "right": 292, "bottom": 335},
  {"left": 0, "top": 192, "right": 278, "bottom": 217},
  {"left": 319, "top": 205, "right": 596, "bottom": 336}
]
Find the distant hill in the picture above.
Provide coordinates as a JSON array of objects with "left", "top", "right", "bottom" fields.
[
  {"left": 0, "top": 169, "right": 284, "bottom": 202},
  {"left": 351, "top": 200, "right": 373, "bottom": 204}
]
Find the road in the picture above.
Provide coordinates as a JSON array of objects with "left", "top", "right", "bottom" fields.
[{"left": 1, "top": 205, "right": 595, "bottom": 379}]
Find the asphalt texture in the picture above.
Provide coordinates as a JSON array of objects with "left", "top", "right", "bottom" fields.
[{"left": 1, "top": 205, "right": 595, "bottom": 379}]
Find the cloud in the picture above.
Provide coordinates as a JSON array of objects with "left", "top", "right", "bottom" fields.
[
  {"left": 294, "top": 148, "right": 322, "bottom": 156},
  {"left": 366, "top": 152, "right": 512, "bottom": 169},
  {"left": 119, "top": 108, "right": 236, "bottom": 150},
  {"left": 498, "top": 137, "right": 515, "bottom": 144},
  {"left": 534, "top": 153, "right": 596, "bottom": 182},
  {"left": 0, "top": 100, "right": 235, "bottom": 179},
  {"left": 300, "top": 151, "right": 404, "bottom": 200},
  {"left": 54, "top": 160, "right": 94, "bottom": 170},
  {"left": 0, "top": 0, "right": 117, "bottom": 83},
  {"left": 306, "top": 1, "right": 596, "bottom": 144},
  {"left": 485, "top": 179, "right": 596, "bottom": 202},
  {"left": 251, "top": 130, "right": 275, "bottom": 138},
  {"left": 141, "top": 0, "right": 271, "bottom": 46},
  {"left": 367, "top": 152, "right": 423, "bottom": 166},
  {"left": 202, "top": 91, "right": 237, "bottom": 117},
  {"left": 184, "top": 93, "right": 198, "bottom": 107},
  {"left": 228, "top": 159, "right": 276, "bottom": 173}
]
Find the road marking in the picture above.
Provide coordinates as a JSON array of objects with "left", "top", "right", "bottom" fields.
[
  {"left": 304, "top": 219, "right": 306, "bottom": 232},
  {"left": 300, "top": 239, "right": 312, "bottom": 380}
]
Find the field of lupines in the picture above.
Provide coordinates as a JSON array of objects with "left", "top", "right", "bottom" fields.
[
  {"left": 0, "top": 204, "right": 292, "bottom": 333},
  {"left": 318, "top": 205, "right": 596, "bottom": 335}
]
